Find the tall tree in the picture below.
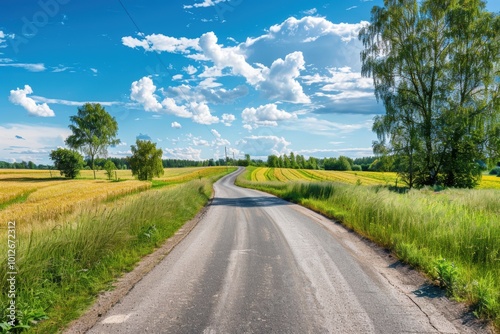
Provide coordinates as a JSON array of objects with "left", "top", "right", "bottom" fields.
[
  {"left": 360, "top": 0, "right": 500, "bottom": 188},
  {"left": 66, "top": 103, "right": 120, "bottom": 179},
  {"left": 267, "top": 155, "right": 279, "bottom": 167},
  {"left": 128, "top": 140, "right": 164, "bottom": 181}
]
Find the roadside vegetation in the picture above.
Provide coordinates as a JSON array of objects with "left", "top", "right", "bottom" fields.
[
  {"left": 0, "top": 167, "right": 235, "bottom": 333},
  {"left": 237, "top": 167, "right": 500, "bottom": 328}
]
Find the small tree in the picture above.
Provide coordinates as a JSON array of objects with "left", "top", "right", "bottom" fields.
[
  {"left": 128, "top": 140, "right": 164, "bottom": 181},
  {"left": 104, "top": 160, "right": 116, "bottom": 180},
  {"left": 49, "top": 148, "right": 84, "bottom": 179},
  {"left": 65, "top": 103, "right": 120, "bottom": 179}
]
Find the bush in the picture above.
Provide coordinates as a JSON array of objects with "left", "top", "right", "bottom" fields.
[
  {"left": 49, "top": 148, "right": 84, "bottom": 179},
  {"left": 489, "top": 167, "right": 500, "bottom": 175},
  {"left": 352, "top": 165, "right": 362, "bottom": 171}
]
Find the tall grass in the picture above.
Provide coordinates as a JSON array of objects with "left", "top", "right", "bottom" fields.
[
  {"left": 236, "top": 172, "right": 500, "bottom": 327},
  {"left": 0, "top": 170, "right": 231, "bottom": 333}
]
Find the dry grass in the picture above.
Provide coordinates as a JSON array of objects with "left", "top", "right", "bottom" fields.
[
  {"left": 0, "top": 179, "right": 150, "bottom": 233},
  {"left": 0, "top": 167, "right": 234, "bottom": 234}
]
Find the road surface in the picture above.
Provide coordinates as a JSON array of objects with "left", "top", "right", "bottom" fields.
[{"left": 87, "top": 169, "right": 482, "bottom": 333}]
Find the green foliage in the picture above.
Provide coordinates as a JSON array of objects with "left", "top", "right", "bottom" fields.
[
  {"left": 128, "top": 140, "right": 164, "bottom": 181},
  {"left": 490, "top": 167, "right": 500, "bottom": 175},
  {"left": 324, "top": 156, "right": 353, "bottom": 171},
  {"left": 360, "top": 0, "right": 500, "bottom": 188},
  {"left": 352, "top": 165, "right": 362, "bottom": 171},
  {"left": 267, "top": 155, "right": 279, "bottom": 168},
  {"left": 49, "top": 148, "right": 84, "bottom": 179},
  {"left": 103, "top": 160, "right": 116, "bottom": 180},
  {"left": 65, "top": 103, "right": 120, "bottom": 175},
  {"left": 435, "top": 259, "right": 459, "bottom": 296}
]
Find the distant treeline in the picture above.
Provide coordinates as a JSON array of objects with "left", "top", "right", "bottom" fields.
[
  {"left": 266, "top": 153, "right": 379, "bottom": 171},
  {"left": 0, "top": 155, "right": 381, "bottom": 171},
  {"left": 0, "top": 157, "right": 265, "bottom": 170},
  {"left": 15, "top": 154, "right": 489, "bottom": 173}
]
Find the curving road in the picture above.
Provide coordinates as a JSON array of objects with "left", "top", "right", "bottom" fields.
[{"left": 87, "top": 169, "right": 480, "bottom": 333}]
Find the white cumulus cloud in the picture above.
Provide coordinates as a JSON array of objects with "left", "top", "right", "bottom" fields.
[
  {"left": 163, "top": 147, "right": 202, "bottom": 160},
  {"left": 171, "top": 121, "right": 182, "bottom": 129},
  {"left": 249, "top": 16, "right": 368, "bottom": 44},
  {"left": 130, "top": 77, "right": 163, "bottom": 112},
  {"left": 221, "top": 113, "right": 235, "bottom": 126},
  {"left": 199, "top": 32, "right": 263, "bottom": 86},
  {"left": 9, "top": 85, "right": 55, "bottom": 117},
  {"left": 259, "top": 52, "right": 310, "bottom": 103},
  {"left": 122, "top": 34, "right": 200, "bottom": 54},
  {"left": 183, "top": 65, "right": 198, "bottom": 75},
  {"left": 162, "top": 98, "right": 193, "bottom": 118},
  {"left": 236, "top": 135, "right": 291, "bottom": 157},
  {"left": 242, "top": 103, "right": 296, "bottom": 129},
  {"left": 190, "top": 102, "right": 219, "bottom": 124}
]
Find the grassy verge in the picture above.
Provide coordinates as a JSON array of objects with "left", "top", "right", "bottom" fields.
[
  {"left": 236, "top": 169, "right": 500, "bottom": 328},
  {"left": 0, "top": 169, "right": 234, "bottom": 333}
]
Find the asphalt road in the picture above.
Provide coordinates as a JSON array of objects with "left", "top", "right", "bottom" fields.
[{"left": 87, "top": 169, "right": 479, "bottom": 333}]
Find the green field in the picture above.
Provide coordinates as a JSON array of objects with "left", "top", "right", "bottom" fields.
[
  {"left": 246, "top": 166, "right": 500, "bottom": 189},
  {"left": 237, "top": 167, "right": 500, "bottom": 328}
]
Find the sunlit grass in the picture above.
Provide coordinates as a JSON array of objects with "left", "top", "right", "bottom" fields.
[
  {"left": 0, "top": 167, "right": 233, "bottom": 233},
  {"left": 236, "top": 168, "right": 500, "bottom": 327},
  {"left": 0, "top": 168, "right": 234, "bottom": 333}
]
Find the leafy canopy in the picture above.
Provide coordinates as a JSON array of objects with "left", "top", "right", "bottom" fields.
[
  {"left": 128, "top": 140, "right": 164, "bottom": 181},
  {"left": 65, "top": 103, "right": 120, "bottom": 173},
  {"left": 359, "top": 0, "right": 500, "bottom": 188},
  {"left": 49, "top": 148, "right": 84, "bottom": 179},
  {"left": 104, "top": 160, "right": 117, "bottom": 180}
]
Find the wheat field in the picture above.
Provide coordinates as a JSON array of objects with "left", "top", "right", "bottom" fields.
[{"left": 0, "top": 167, "right": 231, "bottom": 233}]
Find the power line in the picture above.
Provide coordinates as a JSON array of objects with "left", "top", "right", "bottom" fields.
[
  {"left": 117, "top": 0, "right": 236, "bottom": 161},
  {"left": 117, "top": 0, "right": 173, "bottom": 84}
]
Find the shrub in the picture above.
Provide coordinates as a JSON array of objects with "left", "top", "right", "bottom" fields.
[
  {"left": 49, "top": 148, "right": 84, "bottom": 179},
  {"left": 489, "top": 167, "right": 500, "bottom": 175}
]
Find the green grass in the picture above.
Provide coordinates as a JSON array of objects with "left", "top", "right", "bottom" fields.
[
  {"left": 236, "top": 168, "right": 500, "bottom": 328},
  {"left": 0, "top": 169, "right": 233, "bottom": 333},
  {"left": 0, "top": 191, "right": 35, "bottom": 211}
]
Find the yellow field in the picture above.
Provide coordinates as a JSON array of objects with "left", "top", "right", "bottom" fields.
[
  {"left": 156, "top": 166, "right": 233, "bottom": 183},
  {"left": 249, "top": 167, "right": 396, "bottom": 185},
  {"left": 0, "top": 167, "right": 232, "bottom": 232},
  {"left": 247, "top": 167, "right": 500, "bottom": 189},
  {"left": 477, "top": 175, "right": 500, "bottom": 189}
]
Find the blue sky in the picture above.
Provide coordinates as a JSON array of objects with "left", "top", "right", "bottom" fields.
[{"left": 1, "top": 0, "right": 499, "bottom": 164}]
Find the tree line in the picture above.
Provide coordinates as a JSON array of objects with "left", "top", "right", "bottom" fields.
[{"left": 266, "top": 154, "right": 381, "bottom": 171}]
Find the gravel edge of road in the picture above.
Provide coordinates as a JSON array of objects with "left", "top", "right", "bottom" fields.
[{"left": 63, "top": 191, "right": 215, "bottom": 334}]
